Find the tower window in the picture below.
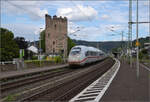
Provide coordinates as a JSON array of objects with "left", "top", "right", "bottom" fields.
[
  {"left": 53, "top": 49, "right": 55, "bottom": 53},
  {"left": 53, "top": 41, "right": 55, "bottom": 45}
]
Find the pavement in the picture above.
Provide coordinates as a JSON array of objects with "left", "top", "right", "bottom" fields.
[
  {"left": 0, "top": 64, "right": 68, "bottom": 79},
  {"left": 101, "top": 60, "right": 150, "bottom": 102}
]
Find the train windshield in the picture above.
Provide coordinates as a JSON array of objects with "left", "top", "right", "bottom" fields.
[{"left": 70, "top": 47, "right": 81, "bottom": 55}]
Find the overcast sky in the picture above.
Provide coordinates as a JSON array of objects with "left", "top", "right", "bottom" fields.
[{"left": 1, "top": 0, "right": 150, "bottom": 41}]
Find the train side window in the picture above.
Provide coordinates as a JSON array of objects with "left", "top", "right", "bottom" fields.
[
  {"left": 98, "top": 53, "right": 100, "bottom": 56},
  {"left": 94, "top": 52, "right": 96, "bottom": 56},
  {"left": 89, "top": 51, "right": 92, "bottom": 56},
  {"left": 99, "top": 53, "right": 104, "bottom": 56},
  {"left": 93, "top": 52, "right": 95, "bottom": 56},
  {"left": 95, "top": 52, "right": 97, "bottom": 56},
  {"left": 85, "top": 51, "right": 88, "bottom": 56},
  {"left": 86, "top": 51, "right": 90, "bottom": 56},
  {"left": 91, "top": 51, "right": 94, "bottom": 56}
]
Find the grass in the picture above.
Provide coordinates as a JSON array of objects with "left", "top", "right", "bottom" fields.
[
  {"left": 24, "top": 56, "right": 64, "bottom": 67},
  {"left": 131, "top": 57, "right": 150, "bottom": 63},
  {"left": 4, "top": 93, "right": 19, "bottom": 102},
  {"left": 125, "top": 57, "right": 150, "bottom": 66},
  {"left": 140, "top": 59, "right": 150, "bottom": 63},
  {"left": 24, "top": 59, "right": 54, "bottom": 63},
  {"left": 120, "top": 55, "right": 150, "bottom": 65},
  {"left": 24, "top": 60, "right": 55, "bottom": 67}
]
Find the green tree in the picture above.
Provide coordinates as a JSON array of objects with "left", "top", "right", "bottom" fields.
[
  {"left": 68, "top": 37, "right": 76, "bottom": 55},
  {"left": 139, "top": 49, "right": 149, "bottom": 59},
  {"left": 14, "top": 37, "right": 28, "bottom": 59},
  {"left": 0, "top": 28, "right": 19, "bottom": 61},
  {"left": 40, "top": 30, "right": 45, "bottom": 52}
]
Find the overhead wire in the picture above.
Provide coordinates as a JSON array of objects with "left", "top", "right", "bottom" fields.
[{"left": 5, "top": 0, "right": 41, "bottom": 18}]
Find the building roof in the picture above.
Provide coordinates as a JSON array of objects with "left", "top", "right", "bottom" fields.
[{"left": 27, "top": 46, "right": 38, "bottom": 53}]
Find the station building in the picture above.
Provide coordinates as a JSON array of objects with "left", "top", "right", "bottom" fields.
[{"left": 144, "top": 43, "right": 150, "bottom": 57}]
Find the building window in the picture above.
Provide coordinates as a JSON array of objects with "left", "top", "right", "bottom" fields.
[
  {"left": 55, "top": 24, "right": 56, "bottom": 29},
  {"left": 61, "top": 50, "right": 64, "bottom": 54},
  {"left": 48, "top": 33, "right": 50, "bottom": 37}
]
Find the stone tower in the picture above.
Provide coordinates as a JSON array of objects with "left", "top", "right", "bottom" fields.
[{"left": 45, "top": 14, "right": 68, "bottom": 58}]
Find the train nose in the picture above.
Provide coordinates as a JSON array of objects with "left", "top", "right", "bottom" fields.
[{"left": 68, "top": 55, "right": 81, "bottom": 62}]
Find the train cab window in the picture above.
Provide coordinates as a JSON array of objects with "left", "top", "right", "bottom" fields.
[
  {"left": 70, "top": 47, "right": 81, "bottom": 55},
  {"left": 70, "top": 51, "right": 80, "bottom": 55}
]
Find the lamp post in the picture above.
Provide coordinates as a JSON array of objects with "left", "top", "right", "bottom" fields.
[
  {"left": 149, "top": 0, "right": 150, "bottom": 51},
  {"left": 61, "top": 28, "right": 81, "bottom": 62},
  {"left": 28, "top": 40, "right": 31, "bottom": 60},
  {"left": 39, "top": 28, "right": 43, "bottom": 67},
  {"left": 107, "top": 27, "right": 125, "bottom": 56},
  {"left": 136, "top": 0, "right": 139, "bottom": 78}
]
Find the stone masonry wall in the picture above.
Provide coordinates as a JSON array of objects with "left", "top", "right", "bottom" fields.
[{"left": 45, "top": 14, "right": 68, "bottom": 57}]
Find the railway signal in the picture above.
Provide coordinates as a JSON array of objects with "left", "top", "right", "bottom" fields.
[{"left": 135, "top": 41, "right": 140, "bottom": 47}]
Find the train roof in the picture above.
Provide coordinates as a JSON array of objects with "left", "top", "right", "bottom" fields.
[{"left": 72, "top": 45, "right": 104, "bottom": 53}]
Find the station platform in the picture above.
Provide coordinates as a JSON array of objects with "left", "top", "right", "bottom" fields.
[
  {"left": 0, "top": 64, "right": 68, "bottom": 79},
  {"left": 101, "top": 60, "right": 150, "bottom": 101}
]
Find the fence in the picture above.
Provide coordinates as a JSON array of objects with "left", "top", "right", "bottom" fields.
[{"left": 0, "top": 61, "right": 16, "bottom": 65}]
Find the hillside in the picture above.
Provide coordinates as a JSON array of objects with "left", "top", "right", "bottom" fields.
[
  {"left": 72, "top": 39, "right": 127, "bottom": 52},
  {"left": 72, "top": 36, "right": 149, "bottom": 52}
]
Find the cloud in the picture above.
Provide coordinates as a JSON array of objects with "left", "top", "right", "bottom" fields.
[
  {"left": 101, "top": 11, "right": 128, "bottom": 24},
  {"left": 101, "top": 14, "right": 110, "bottom": 20},
  {"left": 2, "top": 1, "right": 48, "bottom": 20},
  {"left": 3, "top": 1, "right": 146, "bottom": 42},
  {"left": 142, "top": 1, "right": 150, "bottom": 6},
  {"left": 56, "top": 5, "right": 98, "bottom": 21},
  {"left": 1, "top": 23, "right": 44, "bottom": 41}
]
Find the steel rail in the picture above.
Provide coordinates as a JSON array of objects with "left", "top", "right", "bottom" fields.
[
  {"left": 1, "top": 68, "right": 73, "bottom": 92},
  {"left": 20, "top": 58, "right": 114, "bottom": 102}
]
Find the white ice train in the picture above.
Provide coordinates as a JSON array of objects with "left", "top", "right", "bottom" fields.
[{"left": 68, "top": 45, "right": 106, "bottom": 66}]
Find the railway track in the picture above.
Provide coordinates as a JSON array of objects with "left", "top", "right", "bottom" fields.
[
  {"left": 1, "top": 67, "right": 75, "bottom": 97},
  {"left": 20, "top": 58, "right": 114, "bottom": 102}
]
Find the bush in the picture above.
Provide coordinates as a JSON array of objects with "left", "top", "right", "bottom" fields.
[
  {"left": 42, "top": 55, "right": 47, "bottom": 60},
  {"left": 139, "top": 52, "right": 144, "bottom": 59},
  {"left": 54, "top": 56, "right": 62, "bottom": 63},
  {"left": 31, "top": 56, "right": 38, "bottom": 60},
  {"left": 139, "top": 49, "right": 149, "bottom": 60}
]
